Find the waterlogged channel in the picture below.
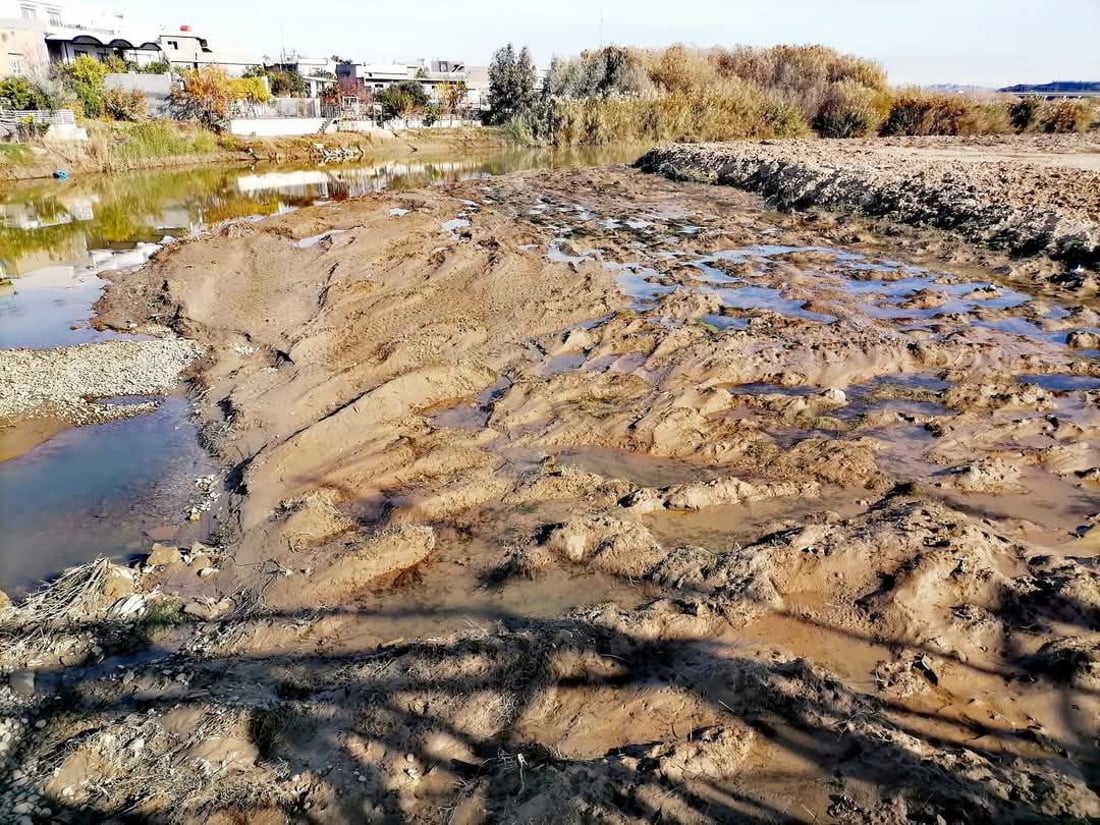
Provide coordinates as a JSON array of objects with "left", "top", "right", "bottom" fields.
[{"left": 0, "top": 145, "right": 648, "bottom": 592}]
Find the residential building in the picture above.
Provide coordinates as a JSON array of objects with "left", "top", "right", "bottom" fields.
[
  {"left": 153, "top": 25, "right": 258, "bottom": 76},
  {"left": 268, "top": 55, "right": 336, "bottom": 96},
  {"left": 336, "top": 58, "right": 470, "bottom": 101},
  {"left": 0, "top": 15, "right": 47, "bottom": 77}
]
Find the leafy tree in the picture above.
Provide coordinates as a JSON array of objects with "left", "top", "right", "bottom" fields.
[
  {"left": 486, "top": 43, "right": 537, "bottom": 125},
  {"left": 269, "top": 69, "right": 306, "bottom": 97},
  {"left": 377, "top": 80, "right": 428, "bottom": 121},
  {"left": 57, "top": 55, "right": 111, "bottom": 118},
  {"left": 438, "top": 80, "right": 468, "bottom": 119},
  {"left": 102, "top": 54, "right": 133, "bottom": 73},
  {"left": 228, "top": 76, "right": 272, "bottom": 104},
  {"left": 0, "top": 77, "right": 48, "bottom": 110},
  {"left": 170, "top": 66, "right": 233, "bottom": 130}
]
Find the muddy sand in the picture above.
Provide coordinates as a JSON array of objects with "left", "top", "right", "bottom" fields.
[
  {"left": 640, "top": 133, "right": 1100, "bottom": 270},
  {"left": 2, "top": 150, "right": 1099, "bottom": 822}
]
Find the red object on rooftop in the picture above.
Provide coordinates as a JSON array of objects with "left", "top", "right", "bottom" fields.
[{"left": 180, "top": 24, "right": 191, "bottom": 31}]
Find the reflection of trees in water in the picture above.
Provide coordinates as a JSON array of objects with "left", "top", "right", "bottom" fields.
[{"left": 2, "top": 144, "right": 649, "bottom": 270}]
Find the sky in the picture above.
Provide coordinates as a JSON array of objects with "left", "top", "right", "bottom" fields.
[{"left": 109, "top": 0, "right": 1100, "bottom": 87}]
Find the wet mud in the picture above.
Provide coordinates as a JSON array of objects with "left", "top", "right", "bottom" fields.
[{"left": 2, "top": 160, "right": 1099, "bottom": 823}]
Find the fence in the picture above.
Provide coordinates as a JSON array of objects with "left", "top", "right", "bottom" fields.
[{"left": 0, "top": 109, "right": 76, "bottom": 125}]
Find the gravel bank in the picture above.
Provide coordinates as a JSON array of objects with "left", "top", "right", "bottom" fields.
[
  {"left": 638, "top": 136, "right": 1100, "bottom": 270},
  {"left": 0, "top": 339, "right": 200, "bottom": 426}
]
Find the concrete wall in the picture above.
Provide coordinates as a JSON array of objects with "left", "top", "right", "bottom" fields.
[
  {"left": 228, "top": 116, "right": 479, "bottom": 137},
  {"left": 105, "top": 73, "right": 173, "bottom": 118},
  {"left": 228, "top": 117, "right": 328, "bottom": 136}
]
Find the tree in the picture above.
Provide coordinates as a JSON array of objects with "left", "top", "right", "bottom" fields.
[
  {"left": 0, "top": 77, "right": 48, "bottom": 110},
  {"left": 268, "top": 69, "right": 306, "bottom": 97},
  {"left": 228, "top": 76, "right": 272, "bottom": 104},
  {"left": 377, "top": 80, "right": 428, "bottom": 122},
  {"left": 438, "top": 80, "right": 468, "bottom": 121},
  {"left": 170, "top": 66, "right": 233, "bottom": 130},
  {"left": 140, "top": 58, "right": 172, "bottom": 75},
  {"left": 56, "top": 55, "right": 110, "bottom": 117},
  {"left": 486, "top": 43, "right": 537, "bottom": 125}
]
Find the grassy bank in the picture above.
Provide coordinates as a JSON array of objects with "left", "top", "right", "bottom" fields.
[{"left": 0, "top": 122, "right": 507, "bottom": 181}]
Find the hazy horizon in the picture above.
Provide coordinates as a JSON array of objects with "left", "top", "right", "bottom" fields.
[{"left": 103, "top": 0, "right": 1099, "bottom": 87}]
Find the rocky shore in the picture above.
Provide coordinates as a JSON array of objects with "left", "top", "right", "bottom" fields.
[
  {"left": 0, "top": 338, "right": 199, "bottom": 426},
  {"left": 638, "top": 134, "right": 1100, "bottom": 271}
]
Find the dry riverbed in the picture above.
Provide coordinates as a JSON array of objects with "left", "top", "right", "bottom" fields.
[{"left": 1, "top": 143, "right": 1099, "bottom": 822}]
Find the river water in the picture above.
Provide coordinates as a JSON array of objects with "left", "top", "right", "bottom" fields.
[{"left": 0, "top": 145, "right": 647, "bottom": 593}]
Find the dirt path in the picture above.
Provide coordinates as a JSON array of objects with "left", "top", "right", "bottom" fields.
[{"left": 2, "top": 161, "right": 1098, "bottom": 823}]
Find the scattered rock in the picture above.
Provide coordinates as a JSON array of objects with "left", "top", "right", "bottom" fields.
[{"left": 147, "top": 543, "right": 184, "bottom": 567}]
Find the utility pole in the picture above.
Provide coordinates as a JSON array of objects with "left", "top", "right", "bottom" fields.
[{"left": 599, "top": 7, "right": 604, "bottom": 49}]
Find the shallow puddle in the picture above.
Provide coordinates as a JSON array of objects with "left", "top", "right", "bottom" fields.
[{"left": 0, "top": 397, "right": 218, "bottom": 593}]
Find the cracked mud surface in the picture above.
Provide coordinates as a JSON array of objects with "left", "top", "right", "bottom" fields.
[{"left": 3, "top": 160, "right": 1099, "bottom": 823}]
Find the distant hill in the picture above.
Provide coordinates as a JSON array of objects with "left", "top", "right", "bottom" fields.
[{"left": 998, "top": 81, "right": 1100, "bottom": 94}]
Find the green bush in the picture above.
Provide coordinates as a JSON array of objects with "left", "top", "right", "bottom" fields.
[
  {"left": 140, "top": 58, "right": 172, "bottom": 75},
  {"left": 0, "top": 77, "right": 49, "bottom": 110},
  {"left": 1009, "top": 97, "right": 1042, "bottom": 131},
  {"left": 57, "top": 55, "right": 110, "bottom": 118}
]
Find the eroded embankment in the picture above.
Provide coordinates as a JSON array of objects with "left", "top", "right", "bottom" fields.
[
  {"left": 1, "top": 164, "right": 1099, "bottom": 823},
  {"left": 638, "top": 135, "right": 1100, "bottom": 270}
]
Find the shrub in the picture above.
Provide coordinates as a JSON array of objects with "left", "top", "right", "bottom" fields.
[
  {"left": 103, "top": 87, "right": 147, "bottom": 121},
  {"left": 140, "top": 58, "right": 172, "bottom": 75},
  {"left": 881, "top": 90, "right": 1010, "bottom": 136},
  {"left": 57, "top": 55, "right": 110, "bottom": 118},
  {"left": 0, "top": 76, "right": 49, "bottom": 110},
  {"left": 814, "top": 81, "right": 889, "bottom": 137},
  {"left": 378, "top": 79, "right": 429, "bottom": 120},
  {"left": 1038, "top": 99, "right": 1093, "bottom": 133},
  {"left": 170, "top": 66, "right": 233, "bottom": 130},
  {"left": 1009, "top": 97, "right": 1043, "bottom": 131},
  {"left": 228, "top": 76, "right": 271, "bottom": 104}
]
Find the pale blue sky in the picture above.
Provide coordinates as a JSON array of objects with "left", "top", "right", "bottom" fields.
[{"left": 116, "top": 0, "right": 1099, "bottom": 86}]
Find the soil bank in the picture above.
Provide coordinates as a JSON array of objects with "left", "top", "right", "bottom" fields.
[{"left": 1, "top": 144, "right": 1098, "bottom": 823}]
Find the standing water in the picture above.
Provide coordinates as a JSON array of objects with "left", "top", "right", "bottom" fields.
[{"left": 0, "top": 145, "right": 649, "bottom": 593}]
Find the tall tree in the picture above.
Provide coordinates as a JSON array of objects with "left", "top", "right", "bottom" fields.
[{"left": 486, "top": 43, "right": 537, "bottom": 125}]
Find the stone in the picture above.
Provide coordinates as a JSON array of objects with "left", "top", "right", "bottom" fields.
[
  {"left": 9, "top": 671, "right": 35, "bottom": 697},
  {"left": 183, "top": 598, "right": 234, "bottom": 620},
  {"left": 101, "top": 564, "right": 136, "bottom": 599},
  {"left": 821, "top": 387, "right": 847, "bottom": 404},
  {"left": 0, "top": 589, "right": 11, "bottom": 612},
  {"left": 146, "top": 543, "right": 183, "bottom": 566},
  {"left": 1066, "top": 330, "right": 1100, "bottom": 350}
]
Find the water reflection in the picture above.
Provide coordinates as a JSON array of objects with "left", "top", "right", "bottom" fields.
[{"left": 0, "top": 146, "right": 646, "bottom": 279}]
